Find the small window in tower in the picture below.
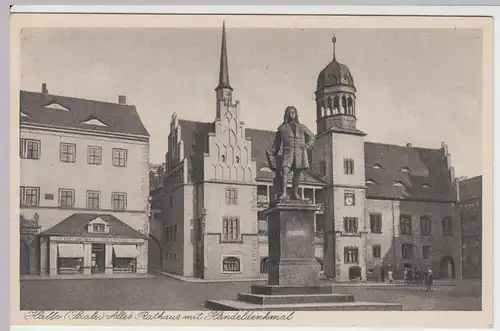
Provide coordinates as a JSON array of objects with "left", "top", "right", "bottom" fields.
[
  {"left": 236, "top": 156, "right": 240, "bottom": 164},
  {"left": 221, "top": 155, "right": 226, "bottom": 163}
]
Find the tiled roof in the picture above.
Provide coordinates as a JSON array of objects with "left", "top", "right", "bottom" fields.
[
  {"left": 40, "top": 213, "right": 145, "bottom": 238},
  {"left": 174, "top": 120, "right": 454, "bottom": 201},
  {"left": 364, "top": 142, "right": 454, "bottom": 201},
  {"left": 459, "top": 175, "right": 482, "bottom": 201},
  {"left": 20, "top": 90, "right": 150, "bottom": 137}
]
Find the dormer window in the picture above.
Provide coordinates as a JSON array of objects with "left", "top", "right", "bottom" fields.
[
  {"left": 393, "top": 181, "right": 405, "bottom": 187},
  {"left": 366, "top": 179, "right": 376, "bottom": 185},
  {"left": 93, "top": 224, "right": 106, "bottom": 232},
  {"left": 421, "top": 184, "right": 431, "bottom": 189},
  {"left": 401, "top": 167, "right": 411, "bottom": 173},
  {"left": 44, "top": 103, "right": 70, "bottom": 111},
  {"left": 86, "top": 217, "right": 110, "bottom": 234},
  {"left": 372, "top": 164, "right": 383, "bottom": 170}
]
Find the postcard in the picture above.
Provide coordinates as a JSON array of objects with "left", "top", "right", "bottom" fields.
[{"left": 10, "top": 11, "right": 493, "bottom": 328}]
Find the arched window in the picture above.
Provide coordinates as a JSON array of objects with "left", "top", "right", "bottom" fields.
[
  {"left": 327, "top": 97, "right": 333, "bottom": 113},
  {"left": 260, "top": 257, "right": 268, "bottom": 273},
  {"left": 221, "top": 155, "right": 226, "bottom": 163},
  {"left": 344, "top": 158, "right": 354, "bottom": 175},
  {"left": 236, "top": 156, "right": 240, "bottom": 164},
  {"left": 347, "top": 97, "right": 354, "bottom": 115},
  {"left": 222, "top": 257, "right": 241, "bottom": 272}
]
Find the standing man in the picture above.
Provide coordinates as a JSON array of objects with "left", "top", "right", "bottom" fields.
[{"left": 266, "top": 106, "right": 316, "bottom": 202}]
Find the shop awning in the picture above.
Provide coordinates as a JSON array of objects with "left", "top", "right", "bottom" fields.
[
  {"left": 57, "top": 243, "right": 84, "bottom": 258},
  {"left": 113, "top": 245, "right": 138, "bottom": 258}
]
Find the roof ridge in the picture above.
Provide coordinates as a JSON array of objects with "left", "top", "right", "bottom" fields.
[
  {"left": 364, "top": 141, "right": 442, "bottom": 151},
  {"left": 20, "top": 90, "right": 135, "bottom": 107}
]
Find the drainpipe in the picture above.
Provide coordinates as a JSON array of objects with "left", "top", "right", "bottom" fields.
[{"left": 391, "top": 200, "right": 396, "bottom": 262}]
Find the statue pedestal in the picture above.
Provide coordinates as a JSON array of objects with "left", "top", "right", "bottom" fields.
[
  {"left": 266, "top": 200, "right": 321, "bottom": 286},
  {"left": 205, "top": 199, "right": 402, "bottom": 311}
]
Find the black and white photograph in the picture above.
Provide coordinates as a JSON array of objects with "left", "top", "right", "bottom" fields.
[{"left": 11, "top": 12, "right": 493, "bottom": 328}]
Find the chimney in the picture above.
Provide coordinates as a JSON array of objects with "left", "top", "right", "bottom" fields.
[
  {"left": 118, "top": 95, "right": 126, "bottom": 104},
  {"left": 41, "top": 83, "right": 48, "bottom": 95},
  {"left": 406, "top": 143, "right": 412, "bottom": 147}
]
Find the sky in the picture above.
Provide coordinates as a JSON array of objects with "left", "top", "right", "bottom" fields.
[{"left": 20, "top": 27, "right": 483, "bottom": 178}]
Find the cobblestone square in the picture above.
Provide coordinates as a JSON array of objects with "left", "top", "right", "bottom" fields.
[{"left": 20, "top": 275, "right": 481, "bottom": 311}]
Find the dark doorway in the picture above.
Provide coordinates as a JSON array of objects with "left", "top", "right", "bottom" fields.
[
  {"left": 20, "top": 240, "right": 30, "bottom": 275},
  {"left": 349, "top": 266, "right": 362, "bottom": 280},
  {"left": 440, "top": 256, "right": 455, "bottom": 278},
  {"left": 91, "top": 244, "right": 105, "bottom": 273}
]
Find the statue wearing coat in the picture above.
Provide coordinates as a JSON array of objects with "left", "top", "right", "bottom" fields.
[{"left": 266, "top": 106, "right": 316, "bottom": 202}]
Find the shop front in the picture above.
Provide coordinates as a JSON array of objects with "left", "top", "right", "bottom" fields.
[
  {"left": 39, "top": 213, "right": 148, "bottom": 277},
  {"left": 42, "top": 236, "right": 146, "bottom": 276}
]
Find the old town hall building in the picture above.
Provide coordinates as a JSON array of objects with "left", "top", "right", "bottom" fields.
[{"left": 149, "top": 23, "right": 463, "bottom": 282}]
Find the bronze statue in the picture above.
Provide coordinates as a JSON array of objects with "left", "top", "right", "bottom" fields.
[{"left": 266, "top": 106, "right": 316, "bottom": 202}]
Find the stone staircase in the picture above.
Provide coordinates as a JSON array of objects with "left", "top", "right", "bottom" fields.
[{"left": 205, "top": 284, "right": 403, "bottom": 311}]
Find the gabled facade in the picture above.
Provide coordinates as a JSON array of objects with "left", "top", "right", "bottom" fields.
[
  {"left": 150, "top": 24, "right": 464, "bottom": 281},
  {"left": 19, "top": 86, "right": 151, "bottom": 277}
]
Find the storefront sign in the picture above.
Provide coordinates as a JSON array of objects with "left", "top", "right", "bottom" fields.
[{"left": 51, "top": 236, "right": 144, "bottom": 244}]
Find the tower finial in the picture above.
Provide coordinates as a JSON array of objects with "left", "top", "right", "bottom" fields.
[
  {"left": 215, "top": 21, "right": 233, "bottom": 91},
  {"left": 332, "top": 34, "right": 337, "bottom": 60}
]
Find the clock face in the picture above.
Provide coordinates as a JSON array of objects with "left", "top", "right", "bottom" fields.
[{"left": 345, "top": 194, "right": 354, "bottom": 206}]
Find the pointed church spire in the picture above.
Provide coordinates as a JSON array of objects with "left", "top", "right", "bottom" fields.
[{"left": 216, "top": 21, "right": 233, "bottom": 91}]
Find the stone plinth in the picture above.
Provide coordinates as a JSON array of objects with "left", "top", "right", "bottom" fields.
[
  {"left": 204, "top": 199, "right": 403, "bottom": 311},
  {"left": 265, "top": 200, "right": 321, "bottom": 286}
]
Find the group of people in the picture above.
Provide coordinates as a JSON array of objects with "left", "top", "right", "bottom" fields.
[{"left": 386, "top": 267, "right": 434, "bottom": 291}]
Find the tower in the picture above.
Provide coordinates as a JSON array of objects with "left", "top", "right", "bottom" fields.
[
  {"left": 315, "top": 36, "right": 357, "bottom": 134},
  {"left": 312, "top": 36, "right": 367, "bottom": 281},
  {"left": 201, "top": 22, "right": 258, "bottom": 280},
  {"left": 215, "top": 21, "right": 234, "bottom": 120}
]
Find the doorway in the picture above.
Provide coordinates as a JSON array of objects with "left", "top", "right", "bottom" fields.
[
  {"left": 91, "top": 243, "right": 105, "bottom": 273},
  {"left": 20, "top": 240, "right": 30, "bottom": 275},
  {"left": 440, "top": 256, "right": 455, "bottom": 278}
]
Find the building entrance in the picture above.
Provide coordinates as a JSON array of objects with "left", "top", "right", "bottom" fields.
[{"left": 91, "top": 243, "right": 106, "bottom": 273}]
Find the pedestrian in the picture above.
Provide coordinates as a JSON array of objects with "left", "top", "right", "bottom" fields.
[
  {"left": 426, "top": 268, "right": 433, "bottom": 292},
  {"left": 408, "top": 268, "right": 414, "bottom": 284},
  {"left": 387, "top": 269, "right": 394, "bottom": 284},
  {"left": 404, "top": 268, "right": 408, "bottom": 284}
]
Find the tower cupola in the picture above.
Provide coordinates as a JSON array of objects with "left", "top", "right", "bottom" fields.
[{"left": 315, "top": 36, "right": 357, "bottom": 133}]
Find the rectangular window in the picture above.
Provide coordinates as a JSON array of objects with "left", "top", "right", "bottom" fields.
[
  {"left": 92, "top": 224, "right": 105, "bottom": 232},
  {"left": 87, "top": 146, "right": 102, "bottom": 165},
  {"left": 422, "top": 245, "right": 431, "bottom": 259},
  {"left": 370, "top": 213, "right": 382, "bottom": 233},
  {"left": 86, "top": 191, "right": 100, "bottom": 210},
  {"left": 111, "top": 192, "right": 127, "bottom": 211},
  {"left": 420, "top": 216, "right": 432, "bottom": 236},
  {"left": 60, "top": 143, "right": 76, "bottom": 163},
  {"left": 20, "top": 138, "right": 41, "bottom": 160},
  {"left": 372, "top": 245, "right": 381, "bottom": 259},
  {"left": 173, "top": 224, "right": 177, "bottom": 241},
  {"left": 20, "top": 186, "right": 40, "bottom": 206},
  {"left": 401, "top": 244, "right": 413, "bottom": 259},
  {"left": 344, "top": 158, "right": 354, "bottom": 175},
  {"left": 225, "top": 187, "right": 238, "bottom": 205},
  {"left": 442, "top": 217, "right": 453, "bottom": 236},
  {"left": 319, "top": 161, "right": 326, "bottom": 177},
  {"left": 113, "top": 148, "right": 127, "bottom": 167},
  {"left": 343, "top": 217, "right": 358, "bottom": 233},
  {"left": 400, "top": 214, "right": 412, "bottom": 235},
  {"left": 222, "top": 217, "right": 240, "bottom": 242},
  {"left": 344, "top": 247, "right": 359, "bottom": 263},
  {"left": 59, "top": 189, "right": 75, "bottom": 209}
]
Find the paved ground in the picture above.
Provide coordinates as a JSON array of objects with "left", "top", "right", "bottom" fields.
[{"left": 20, "top": 274, "right": 481, "bottom": 311}]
